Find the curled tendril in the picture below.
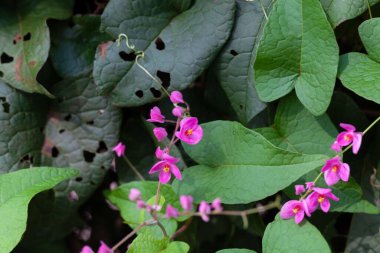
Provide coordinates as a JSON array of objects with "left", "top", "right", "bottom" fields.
[{"left": 116, "top": 33, "right": 136, "bottom": 50}]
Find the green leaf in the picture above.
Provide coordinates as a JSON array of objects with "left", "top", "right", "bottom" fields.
[
  {"left": 262, "top": 218, "right": 331, "bottom": 253},
  {"left": 0, "top": 167, "right": 78, "bottom": 253},
  {"left": 213, "top": 0, "right": 271, "bottom": 124},
  {"left": 93, "top": 0, "right": 235, "bottom": 106},
  {"left": 0, "top": 81, "right": 48, "bottom": 173},
  {"left": 359, "top": 18, "right": 380, "bottom": 62},
  {"left": 256, "top": 94, "right": 337, "bottom": 156},
  {"left": 127, "top": 233, "right": 169, "bottom": 253},
  {"left": 338, "top": 53, "right": 380, "bottom": 104},
  {"left": 105, "top": 181, "right": 180, "bottom": 238},
  {"left": 173, "top": 121, "right": 328, "bottom": 204},
  {"left": 254, "top": 0, "right": 339, "bottom": 116},
  {"left": 216, "top": 249, "right": 257, "bottom": 253},
  {"left": 51, "top": 15, "right": 112, "bottom": 78},
  {"left": 321, "top": 0, "right": 379, "bottom": 28},
  {"left": 0, "top": 0, "right": 74, "bottom": 97},
  {"left": 161, "top": 241, "right": 190, "bottom": 253}
]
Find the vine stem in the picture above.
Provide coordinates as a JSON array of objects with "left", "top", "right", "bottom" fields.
[
  {"left": 170, "top": 217, "right": 193, "bottom": 240},
  {"left": 122, "top": 154, "right": 145, "bottom": 181},
  {"left": 111, "top": 222, "right": 147, "bottom": 251},
  {"left": 366, "top": 0, "right": 373, "bottom": 19}
]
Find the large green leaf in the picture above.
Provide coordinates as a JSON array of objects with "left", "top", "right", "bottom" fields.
[
  {"left": 0, "top": 81, "right": 48, "bottom": 173},
  {"left": 51, "top": 15, "right": 112, "bottom": 78},
  {"left": 254, "top": 0, "right": 339, "bottom": 116},
  {"left": 0, "top": 167, "right": 78, "bottom": 253},
  {"left": 321, "top": 0, "right": 379, "bottom": 28},
  {"left": 212, "top": 0, "right": 270, "bottom": 124},
  {"left": 359, "top": 18, "right": 380, "bottom": 62},
  {"left": 256, "top": 94, "right": 337, "bottom": 156},
  {"left": 262, "top": 218, "right": 331, "bottom": 253},
  {"left": 127, "top": 233, "right": 169, "bottom": 253},
  {"left": 0, "top": 0, "right": 73, "bottom": 97},
  {"left": 105, "top": 181, "right": 180, "bottom": 238},
  {"left": 93, "top": 0, "right": 235, "bottom": 106},
  {"left": 173, "top": 121, "right": 328, "bottom": 204},
  {"left": 216, "top": 249, "right": 257, "bottom": 253}
]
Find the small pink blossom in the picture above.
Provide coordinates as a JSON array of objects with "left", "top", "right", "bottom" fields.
[
  {"left": 137, "top": 200, "right": 146, "bottom": 209},
  {"left": 170, "top": 91, "right": 185, "bottom": 104},
  {"left": 68, "top": 190, "right": 79, "bottom": 202},
  {"left": 98, "top": 241, "right": 112, "bottom": 253},
  {"left": 294, "top": 185, "right": 305, "bottom": 195},
  {"left": 280, "top": 200, "right": 310, "bottom": 224},
  {"left": 199, "top": 201, "right": 211, "bottom": 222},
  {"left": 172, "top": 107, "right": 184, "bottom": 117},
  {"left": 305, "top": 181, "right": 314, "bottom": 190},
  {"left": 175, "top": 117, "right": 203, "bottom": 145},
  {"left": 336, "top": 123, "right": 363, "bottom": 154},
  {"left": 211, "top": 198, "right": 223, "bottom": 212},
  {"left": 155, "top": 147, "right": 168, "bottom": 160},
  {"left": 80, "top": 246, "right": 94, "bottom": 253},
  {"left": 153, "top": 127, "right": 167, "bottom": 142},
  {"left": 128, "top": 188, "right": 141, "bottom": 201},
  {"left": 180, "top": 195, "right": 193, "bottom": 211},
  {"left": 109, "top": 181, "right": 118, "bottom": 190},
  {"left": 147, "top": 106, "right": 165, "bottom": 123},
  {"left": 331, "top": 140, "right": 341, "bottom": 152},
  {"left": 112, "top": 142, "right": 125, "bottom": 157},
  {"left": 149, "top": 154, "right": 182, "bottom": 184},
  {"left": 321, "top": 156, "right": 350, "bottom": 186},
  {"left": 165, "top": 204, "right": 179, "bottom": 218},
  {"left": 306, "top": 187, "right": 339, "bottom": 213}
]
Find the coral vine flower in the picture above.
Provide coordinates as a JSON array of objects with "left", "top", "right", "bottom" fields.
[
  {"left": 306, "top": 187, "right": 339, "bottom": 213},
  {"left": 149, "top": 154, "right": 182, "bottom": 184},
  {"left": 172, "top": 106, "right": 184, "bottom": 118},
  {"left": 295, "top": 185, "right": 305, "bottom": 195},
  {"left": 330, "top": 140, "right": 341, "bottom": 152},
  {"left": 280, "top": 200, "right": 310, "bottom": 224},
  {"left": 128, "top": 188, "right": 141, "bottom": 201},
  {"left": 98, "top": 241, "right": 112, "bottom": 253},
  {"left": 211, "top": 198, "right": 223, "bottom": 212},
  {"left": 321, "top": 156, "right": 350, "bottom": 186},
  {"left": 153, "top": 127, "right": 167, "bottom": 142},
  {"left": 147, "top": 106, "right": 165, "bottom": 123},
  {"left": 170, "top": 91, "right": 185, "bottom": 104},
  {"left": 80, "top": 246, "right": 94, "bottom": 253},
  {"left": 180, "top": 195, "right": 193, "bottom": 211},
  {"left": 305, "top": 181, "right": 314, "bottom": 190},
  {"left": 155, "top": 147, "right": 168, "bottom": 160},
  {"left": 165, "top": 204, "right": 179, "bottom": 218},
  {"left": 199, "top": 201, "right": 211, "bottom": 222},
  {"left": 175, "top": 117, "right": 203, "bottom": 145},
  {"left": 336, "top": 123, "right": 363, "bottom": 154},
  {"left": 112, "top": 142, "right": 125, "bottom": 157}
]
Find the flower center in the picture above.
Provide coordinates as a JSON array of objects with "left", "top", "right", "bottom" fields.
[
  {"left": 292, "top": 206, "right": 301, "bottom": 214},
  {"left": 185, "top": 129, "right": 193, "bottom": 136},
  {"left": 332, "top": 165, "right": 338, "bottom": 172},
  {"left": 344, "top": 134, "right": 352, "bottom": 142},
  {"left": 318, "top": 195, "right": 325, "bottom": 203},
  {"left": 163, "top": 165, "right": 170, "bottom": 173}
]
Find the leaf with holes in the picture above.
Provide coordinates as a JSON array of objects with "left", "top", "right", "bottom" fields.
[
  {"left": 93, "top": 0, "right": 235, "bottom": 106},
  {"left": 0, "top": 81, "right": 48, "bottom": 173},
  {"left": 213, "top": 0, "right": 271, "bottom": 124},
  {"left": 0, "top": 0, "right": 74, "bottom": 97},
  {"left": 22, "top": 72, "right": 122, "bottom": 246},
  {"left": 51, "top": 15, "right": 112, "bottom": 78},
  {"left": 321, "top": 0, "right": 380, "bottom": 28},
  {"left": 0, "top": 167, "right": 78, "bottom": 253},
  {"left": 173, "top": 121, "right": 328, "bottom": 204},
  {"left": 254, "top": 0, "right": 339, "bottom": 116},
  {"left": 338, "top": 19, "right": 380, "bottom": 104}
]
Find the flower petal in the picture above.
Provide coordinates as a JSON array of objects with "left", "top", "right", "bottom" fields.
[
  {"left": 320, "top": 199, "right": 331, "bottom": 213},
  {"left": 339, "top": 163, "right": 350, "bottom": 182},
  {"left": 280, "top": 200, "right": 298, "bottom": 219},
  {"left": 170, "top": 164, "right": 182, "bottom": 180},
  {"left": 352, "top": 132, "right": 363, "bottom": 154},
  {"left": 337, "top": 132, "right": 353, "bottom": 146},
  {"left": 324, "top": 169, "right": 340, "bottom": 186},
  {"left": 149, "top": 161, "right": 165, "bottom": 174},
  {"left": 340, "top": 123, "right": 356, "bottom": 132},
  {"left": 294, "top": 211, "right": 305, "bottom": 224},
  {"left": 159, "top": 170, "right": 171, "bottom": 184}
]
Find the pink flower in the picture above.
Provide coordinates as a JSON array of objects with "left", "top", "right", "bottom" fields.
[
  {"left": 331, "top": 140, "right": 341, "bottom": 152},
  {"left": 198, "top": 201, "right": 211, "bottom": 222},
  {"left": 153, "top": 127, "right": 167, "bottom": 142},
  {"left": 112, "top": 142, "right": 125, "bottom": 157},
  {"left": 211, "top": 198, "right": 223, "bottom": 212},
  {"left": 165, "top": 204, "right": 179, "bottom": 218},
  {"left": 149, "top": 154, "right": 182, "bottom": 184},
  {"left": 175, "top": 117, "right": 203, "bottom": 145},
  {"left": 172, "top": 107, "right": 184, "bottom": 118},
  {"left": 80, "top": 246, "right": 94, "bottom": 253},
  {"left": 68, "top": 190, "right": 79, "bottom": 202},
  {"left": 305, "top": 182, "right": 314, "bottom": 190},
  {"left": 170, "top": 91, "right": 184, "bottom": 104},
  {"left": 295, "top": 185, "right": 305, "bottom": 195},
  {"left": 155, "top": 147, "right": 168, "bottom": 160},
  {"left": 98, "top": 241, "right": 112, "bottom": 253},
  {"left": 180, "top": 195, "right": 193, "bottom": 211},
  {"left": 321, "top": 156, "right": 350, "bottom": 186},
  {"left": 136, "top": 200, "right": 146, "bottom": 209},
  {"left": 336, "top": 123, "right": 363, "bottom": 154},
  {"left": 306, "top": 187, "right": 339, "bottom": 213},
  {"left": 147, "top": 106, "right": 165, "bottom": 123},
  {"left": 280, "top": 200, "right": 310, "bottom": 224},
  {"left": 128, "top": 188, "right": 141, "bottom": 201}
]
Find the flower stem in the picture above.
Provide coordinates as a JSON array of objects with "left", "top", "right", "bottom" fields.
[
  {"left": 155, "top": 182, "right": 161, "bottom": 206},
  {"left": 111, "top": 222, "right": 147, "bottom": 251},
  {"left": 366, "top": 0, "right": 373, "bottom": 19},
  {"left": 170, "top": 217, "right": 193, "bottom": 240},
  {"left": 156, "top": 220, "right": 168, "bottom": 237},
  {"left": 122, "top": 154, "right": 145, "bottom": 181}
]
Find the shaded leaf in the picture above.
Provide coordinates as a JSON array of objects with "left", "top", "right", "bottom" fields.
[
  {"left": 216, "top": 249, "right": 257, "bottom": 253},
  {"left": 359, "top": 18, "right": 380, "bottom": 62},
  {"left": 127, "top": 233, "right": 169, "bottom": 253}
]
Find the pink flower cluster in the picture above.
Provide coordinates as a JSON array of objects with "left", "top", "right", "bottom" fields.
[
  {"left": 147, "top": 91, "right": 203, "bottom": 184},
  {"left": 128, "top": 188, "right": 162, "bottom": 212},
  {"left": 280, "top": 123, "right": 362, "bottom": 224}
]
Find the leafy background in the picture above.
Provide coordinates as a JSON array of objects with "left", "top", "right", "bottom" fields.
[{"left": 0, "top": 0, "right": 380, "bottom": 252}]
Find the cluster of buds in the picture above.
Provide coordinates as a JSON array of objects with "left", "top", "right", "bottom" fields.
[{"left": 280, "top": 123, "right": 363, "bottom": 224}]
